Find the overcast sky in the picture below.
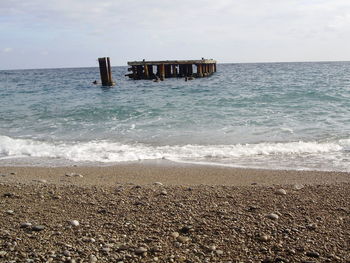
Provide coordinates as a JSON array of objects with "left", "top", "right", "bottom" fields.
[{"left": 1, "top": 0, "right": 350, "bottom": 69}]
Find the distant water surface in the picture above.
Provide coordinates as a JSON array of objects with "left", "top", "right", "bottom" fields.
[{"left": 0, "top": 62, "right": 349, "bottom": 171}]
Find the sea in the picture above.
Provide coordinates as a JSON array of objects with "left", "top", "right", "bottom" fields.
[{"left": 0, "top": 62, "right": 349, "bottom": 171}]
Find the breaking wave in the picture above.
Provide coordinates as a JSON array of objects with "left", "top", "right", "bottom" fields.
[{"left": 0, "top": 135, "right": 349, "bottom": 171}]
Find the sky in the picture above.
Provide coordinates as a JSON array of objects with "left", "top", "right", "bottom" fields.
[{"left": 1, "top": 0, "right": 350, "bottom": 69}]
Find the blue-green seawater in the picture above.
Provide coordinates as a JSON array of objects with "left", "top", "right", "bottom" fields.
[{"left": 0, "top": 62, "right": 349, "bottom": 171}]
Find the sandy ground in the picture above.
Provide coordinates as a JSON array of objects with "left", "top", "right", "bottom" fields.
[
  {"left": 0, "top": 163, "right": 349, "bottom": 262},
  {"left": 0, "top": 162, "right": 349, "bottom": 186}
]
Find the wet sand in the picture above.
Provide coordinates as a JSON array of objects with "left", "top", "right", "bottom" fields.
[
  {"left": 0, "top": 163, "right": 349, "bottom": 262},
  {"left": 0, "top": 162, "right": 349, "bottom": 186}
]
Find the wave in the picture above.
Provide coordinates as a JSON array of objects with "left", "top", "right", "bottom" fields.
[{"left": 0, "top": 135, "right": 347, "bottom": 165}]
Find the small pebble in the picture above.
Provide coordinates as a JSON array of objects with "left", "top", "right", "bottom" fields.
[
  {"left": 216, "top": 250, "right": 224, "bottom": 255},
  {"left": 32, "top": 225, "right": 45, "bottom": 231},
  {"left": 180, "top": 226, "right": 192, "bottom": 234},
  {"left": 208, "top": 245, "right": 216, "bottom": 251},
  {"left": 306, "top": 223, "right": 317, "bottom": 230},
  {"left": 265, "top": 213, "right": 279, "bottom": 220},
  {"left": 160, "top": 190, "right": 168, "bottom": 195},
  {"left": 154, "top": 182, "right": 163, "bottom": 186},
  {"left": 258, "top": 234, "right": 271, "bottom": 242},
  {"left": 176, "top": 236, "right": 190, "bottom": 243},
  {"left": 292, "top": 184, "right": 304, "bottom": 190},
  {"left": 306, "top": 251, "right": 320, "bottom": 258},
  {"left": 20, "top": 222, "right": 32, "bottom": 228},
  {"left": 69, "top": 220, "right": 80, "bottom": 227},
  {"left": 135, "top": 247, "right": 147, "bottom": 255},
  {"left": 65, "top": 173, "right": 83, "bottom": 178},
  {"left": 89, "top": 255, "right": 98, "bottom": 263},
  {"left": 0, "top": 251, "right": 7, "bottom": 257},
  {"left": 5, "top": 210, "right": 14, "bottom": 215},
  {"left": 33, "top": 179, "right": 47, "bottom": 183},
  {"left": 170, "top": 232, "right": 179, "bottom": 238},
  {"left": 275, "top": 189, "right": 287, "bottom": 195}
]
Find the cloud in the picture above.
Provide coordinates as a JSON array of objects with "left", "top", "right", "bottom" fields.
[
  {"left": 2, "top": 47, "right": 13, "bottom": 53},
  {"left": 1, "top": 0, "right": 350, "bottom": 68}
]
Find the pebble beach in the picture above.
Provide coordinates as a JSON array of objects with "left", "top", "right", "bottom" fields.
[{"left": 0, "top": 164, "right": 349, "bottom": 263}]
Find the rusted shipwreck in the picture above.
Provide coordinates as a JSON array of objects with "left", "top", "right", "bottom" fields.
[{"left": 125, "top": 59, "right": 217, "bottom": 80}]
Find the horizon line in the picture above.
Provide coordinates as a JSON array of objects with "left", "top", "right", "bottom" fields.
[{"left": 1, "top": 59, "right": 350, "bottom": 71}]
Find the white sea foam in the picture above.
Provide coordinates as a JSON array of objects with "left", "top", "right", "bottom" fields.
[{"left": 0, "top": 135, "right": 348, "bottom": 170}]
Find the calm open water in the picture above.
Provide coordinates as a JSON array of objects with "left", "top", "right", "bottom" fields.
[{"left": 0, "top": 62, "right": 349, "bottom": 171}]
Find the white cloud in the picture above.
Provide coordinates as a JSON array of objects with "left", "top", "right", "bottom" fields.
[
  {"left": 2, "top": 47, "right": 13, "bottom": 53},
  {"left": 1, "top": 0, "right": 350, "bottom": 68}
]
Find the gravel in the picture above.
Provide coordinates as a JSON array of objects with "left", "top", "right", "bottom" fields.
[{"left": 0, "top": 182, "right": 349, "bottom": 262}]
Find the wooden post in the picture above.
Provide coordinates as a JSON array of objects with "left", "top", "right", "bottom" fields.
[
  {"left": 144, "top": 64, "right": 149, "bottom": 79},
  {"left": 98, "top": 57, "right": 108, "bottom": 85},
  {"left": 98, "top": 57, "right": 114, "bottom": 85},
  {"left": 160, "top": 64, "right": 165, "bottom": 80},
  {"left": 197, "top": 64, "right": 203, "bottom": 77}
]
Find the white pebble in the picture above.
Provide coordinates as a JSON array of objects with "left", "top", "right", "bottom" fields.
[
  {"left": 292, "top": 184, "right": 304, "bottom": 190},
  {"left": 89, "top": 255, "right": 97, "bottom": 263},
  {"left": 266, "top": 213, "right": 279, "bottom": 220},
  {"left": 69, "top": 220, "right": 80, "bottom": 227},
  {"left": 275, "top": 189, "right": 287, "bottom": 195}
]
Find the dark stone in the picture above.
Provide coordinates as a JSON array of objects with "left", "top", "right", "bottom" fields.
[
  {"left": 32, "top": 225, "right": 45, "bottom": 231},
  {"left": 306, "top": 251, "right": 320, "bottom": 258},
  {"left": 180, "top": 226, "right": 192, "bottom": 234}
]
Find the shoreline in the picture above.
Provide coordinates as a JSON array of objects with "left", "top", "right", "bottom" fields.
[{"left": 0, "top": 161, "right": 349, "bottom": 187}]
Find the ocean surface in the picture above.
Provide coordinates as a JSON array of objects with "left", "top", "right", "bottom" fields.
[{"left": 0, "top": 62, "right": 349, "bottom": 171}]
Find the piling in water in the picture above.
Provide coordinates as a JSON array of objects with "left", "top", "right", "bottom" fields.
[{"left": 98, "top": 57, "right": 115, "bottom": 86}]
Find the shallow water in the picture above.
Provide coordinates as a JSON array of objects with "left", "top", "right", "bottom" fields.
[{"left": 0, "top": 62, "right": 349, "bottom": 171}]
